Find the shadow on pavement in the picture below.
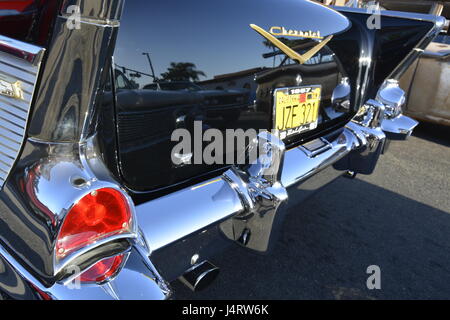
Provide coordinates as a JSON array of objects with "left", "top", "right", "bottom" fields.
[
  {"left": 413, "top": 122, "right": 450, "bottom": 147},
  {"left": 172, "top": 176, "right": 450, "bottom": 300}
]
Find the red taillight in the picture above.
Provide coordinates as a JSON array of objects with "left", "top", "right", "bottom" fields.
[
  {"left": 79, "top": 254, "right": 125, "bottom": 283},
  {"left": 56, "top": 188, "right": 132, "bottom": 259}
]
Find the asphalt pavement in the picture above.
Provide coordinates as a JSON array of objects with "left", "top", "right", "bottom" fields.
[{"left": 173, "top": 122, "right": 450, "bottom": 299}]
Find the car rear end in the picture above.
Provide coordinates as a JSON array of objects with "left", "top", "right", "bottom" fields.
[{"left": 0, "top": 0, "right": 444, "bottom": 299}]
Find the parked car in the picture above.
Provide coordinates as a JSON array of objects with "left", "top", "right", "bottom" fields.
[
  {"left": 0, "top": 0, "right": 444, "bottom": 299},
  {"left": 378, "top": 0, "right": 450, "bottom": 126}
]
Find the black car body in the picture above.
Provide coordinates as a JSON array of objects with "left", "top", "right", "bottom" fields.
[{"left": 0, "top": 0, "right": 444, "bottom": 299}]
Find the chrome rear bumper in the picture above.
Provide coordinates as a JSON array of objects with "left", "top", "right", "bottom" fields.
[
  {"left": 136, "top": 116, "right": 403, "bottom": 255},
  {"left": 1, "top": 100, "right": 418, "bottom": 300},
  {"left": 137, "top": 127, "right": 358, "bottom": 255}
]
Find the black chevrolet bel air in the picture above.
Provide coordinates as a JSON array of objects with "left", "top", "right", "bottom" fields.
[{"left": 0, "top": 0, "right": 444, "bottom": 299}]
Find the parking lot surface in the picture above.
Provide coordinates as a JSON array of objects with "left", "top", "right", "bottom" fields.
[{"left": 173, "top": 122, "right": 450, "bottom": 299}]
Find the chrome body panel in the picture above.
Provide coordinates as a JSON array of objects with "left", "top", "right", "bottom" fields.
[
  {"left": 24, "top": 139, "right": 139, "bottom": 277},
  {"left": 60, "top": 0, "right": 124, "bottom": 24},
  {"left": 0, "top": 0, "right": 125, "bottom": 286}
]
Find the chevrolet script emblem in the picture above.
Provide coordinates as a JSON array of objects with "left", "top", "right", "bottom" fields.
[
  {"left": 269, "top": 26, "right": 323, "bottom": 40},
  {"left": 0, "top": 79, "right": 24, "bottom": 100},
  {"left": 250, "top": 24, "right": 333, "bottom": 65}
]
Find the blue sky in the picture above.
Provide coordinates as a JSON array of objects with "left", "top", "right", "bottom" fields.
[{"left": 114, "top": 0, "right": 349, "bottom": 86}]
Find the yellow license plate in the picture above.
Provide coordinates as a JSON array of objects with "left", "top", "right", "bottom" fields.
[{"left": 274, "top": 86, "right": 321, "bottom": 138}]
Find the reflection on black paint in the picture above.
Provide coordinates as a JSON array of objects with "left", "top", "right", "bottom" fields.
[{"left": 112, "top": 0, "right": 353, "bottom": 192}]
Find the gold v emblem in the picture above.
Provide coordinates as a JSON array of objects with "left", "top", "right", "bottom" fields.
[
  {"left": 0, "top": 79, "right": 24, "bottom": 100},
  {"left": 250, "top": 24, "right": 333, "bottom": 65}
]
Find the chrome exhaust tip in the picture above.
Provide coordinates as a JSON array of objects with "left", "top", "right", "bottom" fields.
[{"left": 179, "top": 261, "right": 220, "bottom": 291}]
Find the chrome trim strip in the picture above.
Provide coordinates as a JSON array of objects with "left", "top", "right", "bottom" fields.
[
  {"left": 0, "top": 35, "right": 45, "bottom": 66},
  {"left": 58, "top": 15, "right": 121, "bottom": 28},
  {"left": 333, "top": 6, "right": 446, "bottom": 24}
]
